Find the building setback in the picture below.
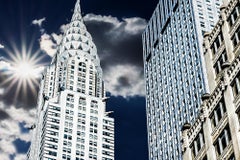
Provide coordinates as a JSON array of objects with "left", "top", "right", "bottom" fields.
[
  {"left": 142, "top": 0, "right": 221, "bottom": 159},
  {"left": 182, "top": 0, "right": 240, "bottom": 159},
  {"left": 27, "top": 0, "right": 114, "bottom": 160}
]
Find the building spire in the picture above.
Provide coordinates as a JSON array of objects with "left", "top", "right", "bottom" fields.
[{"left": 71, "top": 0, "right": 82, "bottom": 22}]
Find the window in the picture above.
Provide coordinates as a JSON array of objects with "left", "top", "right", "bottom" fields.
[
  {"left": 214, "top": 125, "right": 232, "bottom": 156},
  {"left": 210, "top": 98, "right": 226, "bottom": 128},
  {"left": 202, "top": 155, "right": 207, "bottom": 160},
  {"left": 190, "top": 130, "right": 205, "bottom": 158},
  {"left": 214, "top": 51, "right": 227, "bottom": 75},
  {"left": 238, "top": 111, "right": 240, "bottom": 124},
  {"left": 228, "top": 3, "right": 240, "bottom": 27},
  {"left": 231, "top": 26, "right": 240, "bottom": 48},
  {"left": 229, "top": 154, "right": 236, "bottom": 160},
  {"left": 232, "top": 73, "right": 240, "bottom": 97},
  {"left": 211, "top": 33, "right": 224, "bottom": 55},
  {"left": 48, "top": 151, "right": 57, "bottom": 157}
]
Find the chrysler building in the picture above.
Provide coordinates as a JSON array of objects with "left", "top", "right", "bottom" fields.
[{"left": 27, "top": 0, "right": 114, "bottom": 160}]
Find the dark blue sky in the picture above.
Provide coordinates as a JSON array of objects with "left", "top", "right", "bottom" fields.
[{"left": 0, "top": 0, "right": 159, "bottom": 159}]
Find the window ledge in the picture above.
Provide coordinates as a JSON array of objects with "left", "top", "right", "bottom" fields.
[
  {"left": 233, "top": 42, "right": 240, "bottom": 55},
  {"left": 233, "top": 94, "right": 240, "bottom": 107},
  {"left": 229, "top": 14, "right": 240, "bottom": 37},
  {"left": 215, "top": 70, "right": 224, "bottom": 83},
  {"left": 213, "top": 45, "right": 225, "bottom": 64},
  {"left": 211, "top": 114, "right": 228, "bottom": 140},
  {"left": 217, "top": 141, "right": 233, "bottom": 160},
  {"left": 194, "top": 144, "right": 206, "bottom": 160}
]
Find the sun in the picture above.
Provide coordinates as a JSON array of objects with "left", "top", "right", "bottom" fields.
[
  {"left": 12, "top": 57, "right": 39, "bottom": 79},
  {"left": 1, "top": 41, "right": 46, "bottom": 100}
]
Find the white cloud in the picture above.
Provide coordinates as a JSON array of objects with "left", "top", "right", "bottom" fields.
[
  {"left": 14, "top": 154, "right": 27, "bottom": 160},
  {"left": 59, "top": 24, "right": 68, "bottom": 33},
  {"left": 123, "top": 17, "right": 147, "bottom": 34},
  {"left": 84, "top": 14, "right": 147, "bottom": 36},
  {"left": 104, "top": 65, "right": 145, "bottom": 97},
  {"left": 39, "top": 33, "right": 57, "bottom": 57},
  {"left": 0, "top": 44, "right": 4, "bottom": 49},
  {"left": 0, "top": 60, "right": 44, "bottom": 79},
  {"left": 38, "top": 24, "right": 68, "bottom": 56},
  {"left": 51, "top": 24, "right": 68, "bottom": 45},
  {"left": 51, "top": 33, "right": 63, "bottom": 45},
  {"left": 83, "top": 14, "right": 146, "bottom": 97},
  {"left": 84, "top": 14, "right": 120, "bottom": 25},
  {"left": 0, "top": 88, "right": 4, "bottom": 95},
  {"left": 32, "top": 17, "right": 46, "bottom": 27},
  {"left": 0, "top": 153, "right": 10, "bottom": 160},
  {"left": 0, "top": 103, "right": 36, "bottom": 160},
  {"left": 0, "top": 60, "right": 11, "bottom": 70}
]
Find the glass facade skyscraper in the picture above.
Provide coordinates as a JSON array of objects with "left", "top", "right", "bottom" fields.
[
  {"left": 142, "top": 0, "right": 221, "bottom": 159},
  {"left": 27, "top": 1, "right": 114, "bottom": 160}
]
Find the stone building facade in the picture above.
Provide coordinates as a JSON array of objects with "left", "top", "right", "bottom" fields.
[{"left": 182, "top": 0, "right": 240, "bottom": 159}]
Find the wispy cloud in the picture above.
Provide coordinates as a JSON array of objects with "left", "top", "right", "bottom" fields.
[
  {"left": 32, "top": 17, "right": 46, "bottom": 34},
  {"left": 0, "top": 102, "right": 35, "bottom": 160},
  {"left": 104, "top": 65, "right": 145, "bottom": 97},
  {"left": 0, "top": 44, "right": 4, "bottom": 49},
  {"left": 0, "top": 60, "right": 11, "bottom": 71},
  {"left": 83, "top": 14, "right": 147, "bottom": 97},
  {"left": 32, "top": 17, "right": 46, "bottom": 27},
  {"left": 39, "top": 33, "right": 57, "bottom": 57}
]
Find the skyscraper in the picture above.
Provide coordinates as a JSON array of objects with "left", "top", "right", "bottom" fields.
[
  {"left": 142, "top": 0, "right": 221, "bottom": 159},
  {"left": 27, "top": 1, "right": 114, "bottom": 160}
]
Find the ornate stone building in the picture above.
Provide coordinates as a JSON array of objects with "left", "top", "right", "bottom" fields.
[{"left": 182, "top": 0, "right": 240, "bottom": 159}]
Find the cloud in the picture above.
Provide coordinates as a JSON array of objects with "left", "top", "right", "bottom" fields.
[
  {"left": 0, "top": 88, "right": 4, "bottom": 95},
  {"left": 0, "top": 44, "right": 4, "bottom": 49},
  {"left": 32, "top": 17, "right": 46, "bottom": 27},
  {"left": 39, "top": 33, "right": 57, "bottom": 57},
  {"left": 83, "top": 14, "right": 146, "bottom": 69},
  {"left": 0, "top": 102, "right": 35, "bottom": 160},
  {"left": 0, "top": 60, "right": 11, "bottom": 71},
  {"left": 105, "top": 65, "right": 145, "bottom": 97},
  {"left": 83, "top": 14, "right": 147, "bottom": 97},
  {"left": 38, "top": 24, "right": 67, "bottom": 56},
  {"left": 0, "top": 109, "right": 10, "bottom": 120},
  {"left": 14, "top": 154, "right": 27, "bottom": 160}
]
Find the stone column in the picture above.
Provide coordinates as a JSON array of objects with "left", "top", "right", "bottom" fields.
[
  {"left": 201, "top": 94, "right": 217, "bottom": 160},
  {"left": 203, "top": 33, "right": 217, "bottom": 93},
  {"left": 222, "top": 0, "right": 230, "bottom": 7},
  {"left": 181, "top": 123, "right": 192, "bottom": 160},
  {"left": 222, "top": 63, "right": 240, "bottom": 159},
  {"left": 220, "top": 5, "right": 235, "bottom": 62}
]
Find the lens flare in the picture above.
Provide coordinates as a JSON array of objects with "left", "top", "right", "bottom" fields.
[{"left": 0, "top": 41, "right": 46, "bottom": 101}]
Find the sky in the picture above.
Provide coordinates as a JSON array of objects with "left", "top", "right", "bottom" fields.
[{"left": 0, "top": 0, "right": 159, "bottom": 160}]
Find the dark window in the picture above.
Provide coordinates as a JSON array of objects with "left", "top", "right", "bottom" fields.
[
  {"left": 210, "top": 98, "right": 226, "bottom": 128},
  {"left": 214, "top": 125, "right": 232, "bottom": 156},
  {"left": 232, "top": 73, "right": 240, "bottom": 97},
  {"left": 228, "top": 3, "right": 240, "bottom": 27},
  {"left": 190, "top": 130, "right": 205, "bottom": 158},
  {"left": 231, "top": 26, "right": 240, "bottom": 48},
  {"left": 229, "top": 154, "right": 236, "bottom": 160},
  {"left": 211, "top": 33, "right": 224, "bottom": 55},
  {"left": 214, "top": 51, "right": 227, "bottom": 75}
]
